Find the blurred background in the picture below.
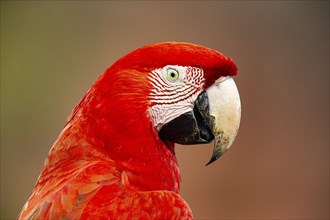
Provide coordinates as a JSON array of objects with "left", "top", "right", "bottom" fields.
[{"left": 1, "top": 1, "right": 329, "bottom": 219}]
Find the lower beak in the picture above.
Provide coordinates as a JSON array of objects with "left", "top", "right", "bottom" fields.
[{"left": 158, "top": 77, "right": 241, "bottom": 165}]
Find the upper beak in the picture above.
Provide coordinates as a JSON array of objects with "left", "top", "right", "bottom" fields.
[
  {"left": 205, "top": 77, "right": 241, "bottom": 165},
  {"left": 159, "top": 77, "right": 241, "bottom": 165}
]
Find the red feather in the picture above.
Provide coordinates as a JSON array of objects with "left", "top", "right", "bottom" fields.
[{"left": 18, "top": 42, "right": 237, "bottom": 219}]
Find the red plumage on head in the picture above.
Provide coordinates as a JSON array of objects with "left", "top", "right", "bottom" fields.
[{"left": 110, "top": 42, "right": 237, "bottom": 87}]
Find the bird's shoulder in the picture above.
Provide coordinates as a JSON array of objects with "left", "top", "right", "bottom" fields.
[{"left": 19, "top": 160, "right": 192, "bottom": 219}]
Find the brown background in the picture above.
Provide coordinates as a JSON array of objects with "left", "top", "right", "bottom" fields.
[{"left": 1, "top": 1, "right": 329, "bottom": 219}]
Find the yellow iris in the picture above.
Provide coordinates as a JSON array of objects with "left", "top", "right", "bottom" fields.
[{"left": 166, "top": 69, "right": 179, "bottom": 82}]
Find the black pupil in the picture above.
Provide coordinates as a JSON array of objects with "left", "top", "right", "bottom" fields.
[{"left": 170, "top": 72, "right": 176, "bottom": 78}]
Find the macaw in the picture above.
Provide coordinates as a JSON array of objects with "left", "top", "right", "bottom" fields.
[{"left": 18, "top": 42, "right": 241, "bottom": 219}]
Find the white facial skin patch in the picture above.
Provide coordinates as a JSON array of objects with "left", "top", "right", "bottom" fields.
[{"left": 148, "top": 65, "right": 205, "bottom": 131}]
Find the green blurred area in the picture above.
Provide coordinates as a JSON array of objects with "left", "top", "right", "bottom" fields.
[{"left": 1, "top": 1, "right": 329, "bottom": 219}]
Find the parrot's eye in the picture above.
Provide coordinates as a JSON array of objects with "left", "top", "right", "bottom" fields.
[{"left": 166, "top": 68, "right": 179, "bottom": 82}]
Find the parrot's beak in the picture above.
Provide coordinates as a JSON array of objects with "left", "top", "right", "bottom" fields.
[{"left": 159, "top": 77, "right": 241, "bottom": 165}]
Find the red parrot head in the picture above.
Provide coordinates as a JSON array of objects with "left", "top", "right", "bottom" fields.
[{"left": 72, "top": 42, "right": 241, "bottom": 165}]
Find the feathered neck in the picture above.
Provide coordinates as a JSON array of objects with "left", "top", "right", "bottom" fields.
[{"left": 43, "top": 68, "right": 181, "bottom": 193}]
